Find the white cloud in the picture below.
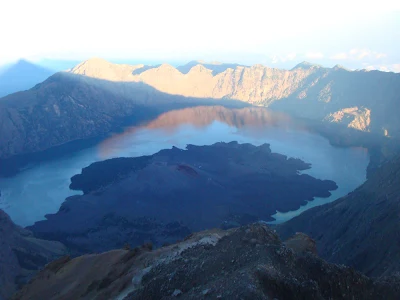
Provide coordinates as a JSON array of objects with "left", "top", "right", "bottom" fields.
[
  {"left": 330, "top": 53, "right": 348, "bottom": 60},
  {"left": 286, "top": 53, "right": 297, "bottom": 61},
  {"left": 330, "top": 49, "right": 387, "bottom": 61},
  {"left": 375, "top": 53, "right": 387, "bottom": 59},
  {"left": 356, "top": 49, "right": 371, "bottom": 59},
  {"left": 364, "top": 64, "right": 400, "bottom": 72},
  {"left": 349, "top": 49, "right": 358, "bottom": 55},
  {"left": 270, "top": 53, "right": 297, "bottom": 64},
  {"left": 305, "top": 52, "right": 324, "bottom": 60},
  {"left": 392, "top": 64, "right": 400, "bottom": 72}
]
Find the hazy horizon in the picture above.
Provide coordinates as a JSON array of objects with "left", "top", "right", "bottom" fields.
[
  {"left": 1, "top": 56, "right": 399, "bottom": 74},
  {"left": 1, "top": 0, "right": 399, "bottom": 72}
]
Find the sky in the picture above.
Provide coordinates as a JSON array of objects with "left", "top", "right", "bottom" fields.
[{"left": 1, "top": 0, "right": 399, "bottom": 71}]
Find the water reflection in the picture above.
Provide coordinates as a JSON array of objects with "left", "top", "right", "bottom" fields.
[
  {"left": 98, "top": 106, "right": 307, "bottom": 158},
  {"left": 0, "top": 106, "right": 369, "bottom": 226}
]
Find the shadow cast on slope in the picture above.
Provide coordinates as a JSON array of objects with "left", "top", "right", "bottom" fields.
[{"left": 0, "top": 72, "right": 249, "bottom": 177}]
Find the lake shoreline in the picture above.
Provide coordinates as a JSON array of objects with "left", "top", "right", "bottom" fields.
[
  {"left": 28, "top": 141, "right": 338, "bottom": 254},
  {"left": 0, "top": 107, "right": 370, "bottom": 228}
]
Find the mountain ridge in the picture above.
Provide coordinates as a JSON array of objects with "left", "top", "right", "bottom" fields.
[
  {"left": 0, "top": 59, "right": 54, "bottom": 97},
  {"left": 1, "top": 57, "right": 399, "bottom": 167},
  {"left": 11, "top": 223, "right": 400, "bottom": 300},
  {"left": 0, "top": 72, "right": 247, "bottom": 161},
  {"left": 67, "top": 58, "right": 400, "bottom": 138}
]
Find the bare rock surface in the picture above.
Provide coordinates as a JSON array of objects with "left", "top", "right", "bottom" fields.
[{"left": 13, "top": 224, "right": 400, "bottom": 300}]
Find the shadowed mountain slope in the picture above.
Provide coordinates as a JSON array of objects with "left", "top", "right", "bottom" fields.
[
  {"left": 0, "top": 71, "right": 246, "bottom": 161},
  {"left": 278, "top": 153, "right": 400, "bottom": 277},
  {"left": 0, "top": 209, "right": 66, "bottom": 300}
]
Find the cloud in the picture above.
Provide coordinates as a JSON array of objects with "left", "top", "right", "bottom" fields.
[
  {"left": 392, "top": 64, "right": 400, "bottom": 72},
  {"left": 286, "top": 52, "right": 297, "bottom": 61},
  {"left": 305, "top": 52, "right": 324, "bottom": 60},
  {"left": 331, "top": 49, "right": 387, "bottom": 61},
  {"left": 375, "top": 53, "right": 387, "bottom": 59},
  {"left": 270, "top": 53, "right": 297, "bottom": 64},
  {"left": 330, "top": 53, "right": 348, "bottom": 60},
  {"left": 356, "top": 49, "right": 371, "bottom": 59},
  {"left": 364, "top": 64, "right": 400, "bottom": 72}
]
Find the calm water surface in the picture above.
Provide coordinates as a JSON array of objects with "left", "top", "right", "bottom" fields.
[{"left": 0, "top": 107, "right": 369, "bottom": 226}]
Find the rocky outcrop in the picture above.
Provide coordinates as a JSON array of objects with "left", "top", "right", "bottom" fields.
[
  {"left": 278, "top": 153, "right": 400, "bottom": 277},
  {"left": 0, "top": 209, "right": 67, "bottom": 300},
  {"left": 325, "top": 107, "right": 371, "bottom": 132},
  {"left": 12, "top": 224, "right": 400, "bottom": 300},
  {"left": 284, "top": 232, "right": 317, "bottom": 255}
]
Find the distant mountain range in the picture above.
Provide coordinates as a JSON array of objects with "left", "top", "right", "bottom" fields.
[
  {"left": 0, "top": 60, "right": 54, "bottom": 97},
  {"left": 1, "top": 57, "right": 400, "bottom": 161},
  {"left": 177, "top": 60, "right": 247, "bottom": 75},
  {"left": 69, "top": 58, "right": 400, "bottom": 138}
]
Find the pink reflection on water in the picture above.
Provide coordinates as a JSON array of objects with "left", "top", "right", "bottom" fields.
[{"left": 97, "top": 106, "right": 311, "bottom": 159}]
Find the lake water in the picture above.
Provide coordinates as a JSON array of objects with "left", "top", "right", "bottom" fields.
[{"left": 0, "top": 106, "right": 369, "bottom": 227}]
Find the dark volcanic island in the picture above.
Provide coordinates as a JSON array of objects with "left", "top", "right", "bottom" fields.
[{"left": 29, "top": 142, "right": 337, "bottom": 254}]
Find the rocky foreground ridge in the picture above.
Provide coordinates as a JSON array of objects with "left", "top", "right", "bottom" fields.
[{"left": 12, "top": 223, "right": 400, "bottom": 300}]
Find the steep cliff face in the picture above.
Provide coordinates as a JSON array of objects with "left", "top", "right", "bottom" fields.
[
  {"left": 271, "top": 68, "right": 400, "bottom": 138},
  {"left": 70, "top": 59, "right": 318, "bottom": 105},
  {"left": 69, "top": 59, "right": 400, "bottom": 137},
  {"left": 0, "top": 209, "right": 66, "bottom": 300},
  {"left": 278, "top": 154, "right": 400, "bottom": 277},
  {"left": 12, "top": 224, "right": 400, "bottom": 300},
  {"left": 324, "top": 107, "right": 371, "bottom": 132}
]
